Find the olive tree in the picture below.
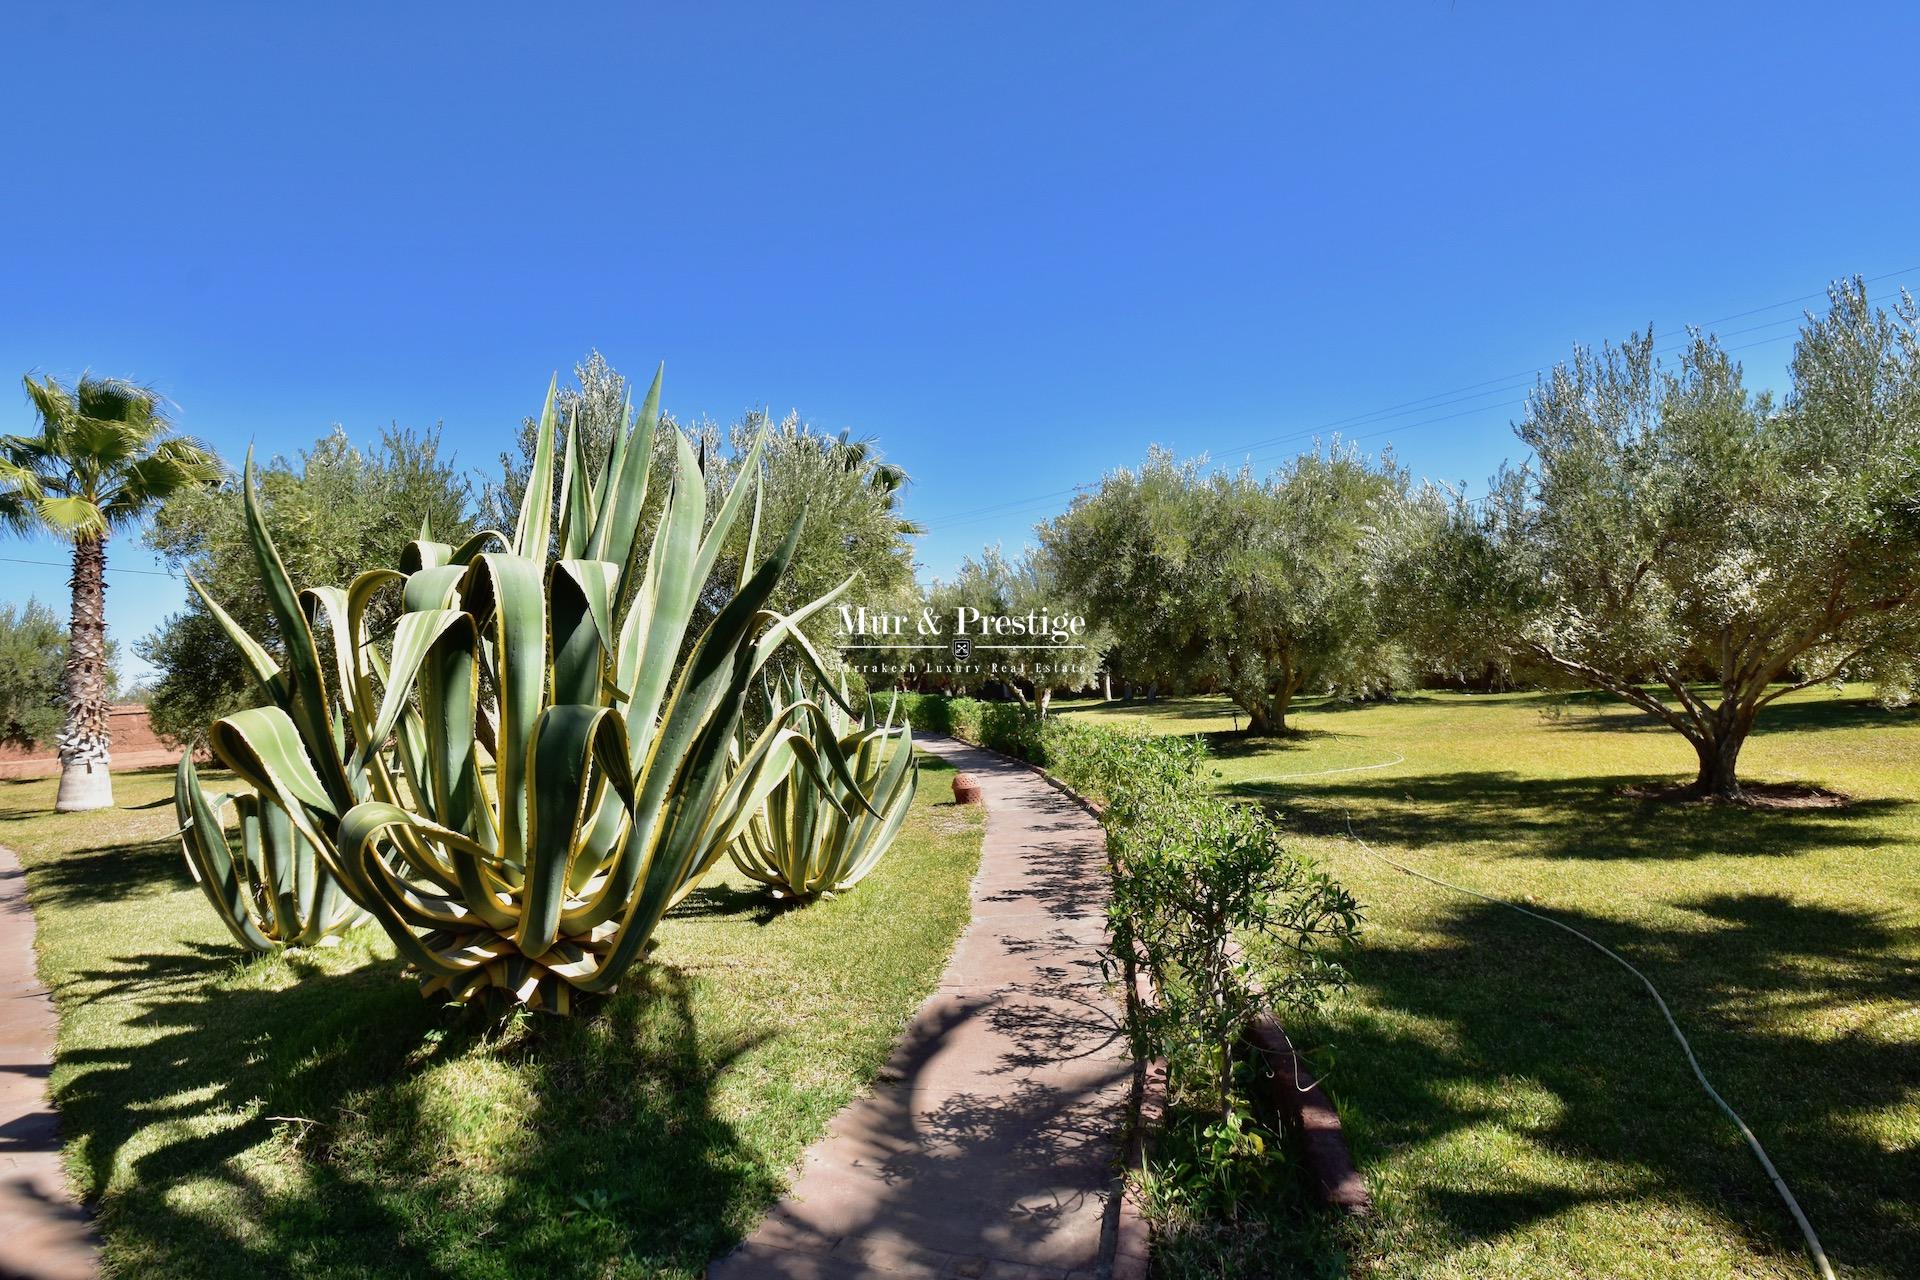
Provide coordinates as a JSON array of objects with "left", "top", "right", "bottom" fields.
[
  {"left": 1042, "top": 442, "right": 1409, "bottom": 734},
  {"left": 478, "top": 351, "right": 703, "bottom": 552},
  {"left": 1412, "top": 279, "right": 1920, "bottom": 799},
  {"left": 485, "top": 355, "right": 917, "bottom": 664},
  {"left": 0, "top": 600, "right": 75, "bottom": 748},
  {"left": 926, "top": 544, "right": 1098, "bottom": 714},
  {"left": 710, "top": 413, "right": 921, "bottom": 651}
]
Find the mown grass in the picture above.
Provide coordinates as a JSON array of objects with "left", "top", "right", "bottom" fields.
[
  {"left": 1064, "top": 687, "right": 1920, "bottom": 1280},
  {"left": 5, "top": 753, "right": 983, "bottom": 1280}
]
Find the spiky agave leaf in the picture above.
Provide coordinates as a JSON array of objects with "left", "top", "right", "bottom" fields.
[
  {"left": 175, "top": 753, "right": 357, "bottom": 950},
  {"left": 730, "top": 684, "right": 918, "bottom": 901}
]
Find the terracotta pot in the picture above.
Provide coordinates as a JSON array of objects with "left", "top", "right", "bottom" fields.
[{"left": 952, "top": 772, "right": 984, "bottom": 805}]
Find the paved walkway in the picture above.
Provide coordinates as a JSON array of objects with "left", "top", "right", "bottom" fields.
[
  {"left": 711, "top": 737, "right": 1133, "bottom": 1279},
  {"left": 0, "top": 844, "right": 97, "bottom": 1280}
]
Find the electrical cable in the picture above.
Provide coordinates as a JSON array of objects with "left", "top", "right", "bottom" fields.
[{"left": 0, "top": 553, "right": 178, "bottom": 578}]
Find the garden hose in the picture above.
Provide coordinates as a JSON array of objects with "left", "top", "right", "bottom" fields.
[
  {"left": 1339, "top": 820, "right": 1837, "bottom": 1280},
  {"left": 1262, "top": 754, "right": 1405, "bottom": 781}
]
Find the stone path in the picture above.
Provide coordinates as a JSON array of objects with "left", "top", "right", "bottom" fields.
[
  {"left": 0, "top": 844, "right": 98, "bottom": 1280},
  {"left": 711, "top": 737, "right": 1134, "bottom": 1279}
]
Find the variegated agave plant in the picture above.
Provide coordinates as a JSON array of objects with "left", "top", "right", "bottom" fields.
[
  {"left": 729, "top": 678, "right": 918, "bottom": 901},
  {"left": 177, "top": 369, "right": 865, "bottom": 1011}
]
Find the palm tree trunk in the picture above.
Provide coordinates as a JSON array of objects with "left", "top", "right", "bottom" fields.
[{"left": 55, "top": 531, "right": 113, "bottom": 811}]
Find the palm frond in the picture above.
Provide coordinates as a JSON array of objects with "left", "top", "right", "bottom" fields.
[
  {"left": 7, "top": 373, "right": 214, "bottom": 538},
  {"left": 20, "top": 374, "right": 76, "bottom": 442},
  {"left": 101, "top": 438, "right": 224, "bottom": 526},
  {"left": 36, "top": 495, "right": 107, "bottom": 537},
  {"left": 74, "top": 375, "right": 170, "bottom": 440}
]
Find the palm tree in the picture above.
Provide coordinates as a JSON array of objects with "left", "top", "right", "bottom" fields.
[{"left": 0, "top": 375, "right": 220, "bottom": 810}]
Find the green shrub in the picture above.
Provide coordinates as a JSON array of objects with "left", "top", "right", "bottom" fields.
[
  {"left": 1107, "top": 787, "right": 1360, "bottom": 1122},
  {"left": 976, "top": 702, "right": 1044, "bottom": 762},
  {"left": 0, "top": 599, "right": 69, "bottom": 748},
  {"left": 896, "top": 692, "right": 985, "bottom": 743},
  {"left": 1041, "top": 718, "right": 1207, "bottom": 813}
]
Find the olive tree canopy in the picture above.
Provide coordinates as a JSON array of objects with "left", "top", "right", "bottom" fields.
[
  {"left": 1042, "top": 442, "right": 1409, "bottom": 733},
  {"left": 925, "top": 544, "right": 1099, "bottom": 713},
  {"left": 1409, "top": 279, "right": 1920, "bottom": 799}
]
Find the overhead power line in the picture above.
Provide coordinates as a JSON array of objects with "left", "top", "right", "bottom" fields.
[{"left": 0, "top": 554, "right": 179, "bottom": 579}]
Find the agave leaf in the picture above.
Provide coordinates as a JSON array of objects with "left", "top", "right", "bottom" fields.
[
  {"left": 556, "top": 404, "right": 597, "bottom": 562},
  {"left": 185, "top": 572, "right": 287, "bottom": 707},
  {"left": 240, "top": 450, "right": 354, "bottom": 808},
  {"left": 512, "top": 375, "right": 560, "bottom": 559},
  {"left": 460, "top": 553, "right": 549, "bottom": 865},
  {"left": 614, "top": 428, "right": 710, "bottom": 764},
  {"left": 550, "top": 559, "right": 619, "bottom": 707},
  {"left": 176, "top": 754, "right": 274, "bottom": 951},
  {"left": 586, "top": 379, "right": 647, "bottom": 568},
  {"left": 729, "top": 683, "right": 918, "bottom": 901},
  {"left": 352, "top": 608, "right": 469, "bottom": 777},
  {"left": 520, "top": 705, "right": 629, "bottom": 958}
]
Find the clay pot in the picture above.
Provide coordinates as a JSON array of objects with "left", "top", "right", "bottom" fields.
[{"left": 952, "top": 772, "right": 984, "bottom": 805}]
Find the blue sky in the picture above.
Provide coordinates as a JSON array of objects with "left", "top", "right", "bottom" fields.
[{"left": 5, "top": 2, "right": 1918, "bottom": 681}]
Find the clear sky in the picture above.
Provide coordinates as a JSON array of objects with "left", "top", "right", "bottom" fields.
[{"left": 5, "top": 2, "right": 1918, "bottom": 682}]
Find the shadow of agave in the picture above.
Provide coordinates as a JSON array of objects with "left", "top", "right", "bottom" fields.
[{"left": 52, "top": 942, "right": 781, "bottom": 1280}]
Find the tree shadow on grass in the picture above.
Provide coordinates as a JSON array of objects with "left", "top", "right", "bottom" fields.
[
  {"left": 1198, "top": 726, "right": 1354, "bottom": 759},
  {"left": 55, "top": 943, "right": 780, "bottom": 1280},
  {"left": 1305, "top": 892, "right": 1919, "bottom": 1277},
  {"left": 1543, "top": 694, "right": 1916, "bottom": 738},
  {"left": 18, "top": 834, "right": 192, "bottom": 909},
  {"left": 1233, "top": 769, "right": 1909, "bottom": 861}
]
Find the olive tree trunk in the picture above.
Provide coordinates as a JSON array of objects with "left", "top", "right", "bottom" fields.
[
  {"left": 55, "top": 531, "right": 113, "bottom": 812},
  {"left": 1689, "top": 708, "right": 1756, "bottom": 801},
  {"left": 1241, "top": 685, "right": 1293, "bottom": 735},
  {"left": 1237, "top": 665, "right": 1301, "bottom": 736}
]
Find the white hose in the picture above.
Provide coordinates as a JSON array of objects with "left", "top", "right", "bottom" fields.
[
  {"left": 1340, "top": 821, "right": 1836, "bottom": 1280},
  {"left": 1262, "top": 754, "right": 1406, "bottom": 781}
]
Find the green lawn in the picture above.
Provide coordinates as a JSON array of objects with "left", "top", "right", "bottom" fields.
[
  {"left": 1063, "top": 687, "right": 1919, "bottom": 1280},
  {"left": 5, "top": 753, "right": 983, "bottom": 1280}
]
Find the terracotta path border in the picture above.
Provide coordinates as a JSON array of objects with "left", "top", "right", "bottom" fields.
[
  {"left": 0, "top": 844, "right": 98, "bottom": 1280},
  {"left": 710, "top": 736, "right": 1136, "bottom": 1279}
]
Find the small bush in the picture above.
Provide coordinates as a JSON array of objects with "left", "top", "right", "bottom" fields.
[
  {"left": 895, "top": 692, "right": 986, "bottom": 745},
  {"left": 976, "top": 702, "right": 1044, "bottom": 761},
  {"left": 1107, "top": 788, "right": 1360, "bottom": 1122},
  {"left": 0, "top": 599, "right": 68, "bottom": 748}
]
